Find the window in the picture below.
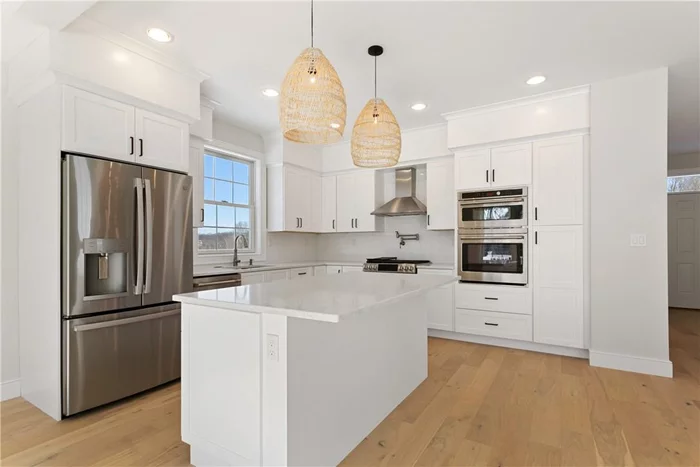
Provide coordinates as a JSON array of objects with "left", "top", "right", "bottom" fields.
[
  {"left": 198, "top": 151, "right": 254, "bottom": 252},
  {"left": 668, "top": 175, "right": 700, "bottom": 193}
]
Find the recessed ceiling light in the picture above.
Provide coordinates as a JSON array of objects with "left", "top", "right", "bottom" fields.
[
  {"left": 526, "top": 75, "right": 546, "bottom": 85},
  {"left": 330, "top": 122, "right": 341, "bottom": 129},
  {"left": 147, "top": 28, "right": 173, "bottom": 43},
  {"left": 411, "top": 102, "right": 427, "bottom": 111},
  {"left": 262, "top": 88, "right": 279, "bottom": 97}
]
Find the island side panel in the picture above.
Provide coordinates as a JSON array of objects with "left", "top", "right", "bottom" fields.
[
  {"left": 286, "top": 294, "right": 429, "bottom": 466},
  {"left": 261, "top": 313, "right": 288, "bottom": 466},
  {"left": 181, "top": 304, "right": 263, "bottom": 466}
]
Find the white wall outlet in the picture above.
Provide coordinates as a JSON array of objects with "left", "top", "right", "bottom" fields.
[
  {"left": 630, "top": 234, "right": 647, "bottom": 247},
  {"left": 266, "top": 334, "right": 279, "bottom": 361}
]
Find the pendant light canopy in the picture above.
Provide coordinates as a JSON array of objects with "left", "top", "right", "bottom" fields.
[
  {"left": 279, "top": 0, "right": 346, "bottom": 144},
  {"left": 351, "top": 45, "right": 401, "bottom": 168}
]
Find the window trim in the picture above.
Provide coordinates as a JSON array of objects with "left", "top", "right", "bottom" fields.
[{"left": 199, "top": 148, "right": 256, "bottom": 254}]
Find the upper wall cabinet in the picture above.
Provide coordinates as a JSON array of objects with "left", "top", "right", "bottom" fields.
[
  {"left": 455, "top": 143, "right": 532, "bottom": 191},
  {"left": 189, "top": 140, "right": 205, "bottom": 228},
  {"left": 267, "top": 165, "right": 318, "bottom": 232},
  {"left": 533, "top": 136, "right": 584, "bottom": 226},
  {"left": 135, "top": 109, "right": 189, "bottom": 172},
  {"left": 426, "top": 159, "right": 456, "bottom": 230},
  {"left": 62, "top": 86, "right": 135, "bottom": 162},
  {"left": 61, "top": 86, "right": 190, "bottom": 173},
  {"left": 320, "top": 176, "right": 337, "bottom": 233},
  {"left": 335, "top": 171, "right": 381, "bottom": 233}
]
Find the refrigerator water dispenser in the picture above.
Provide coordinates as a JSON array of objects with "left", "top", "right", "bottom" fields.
[{"left": 84, "top": 238, "right": 128, "bottom": 299}]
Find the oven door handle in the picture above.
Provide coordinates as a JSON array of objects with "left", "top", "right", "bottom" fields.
[
  {"left": 458, "top": 197, "right": 526, "bottom": 207},
  {"left": 460, "top": 235, "right": 526, "bottom": 241}
]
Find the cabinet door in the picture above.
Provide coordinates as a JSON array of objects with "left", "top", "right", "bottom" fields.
[
  {"left": 533, "top": 225, "right": 584, "bottom": 348},
  {"left": 418, "top": 270, "right": 455, "bottom": 331},
  {"left": 490, "top": 143, "right": 532, "bottom": 187},
  {"left": 353, "top": 171, "right": 377, "bottom": 232},
  {"left": 283, "top": 167, "right": 307, "bottom": 231},
  {"left": 189, "top": 141, "right": 205, "bottom": 227},
  {"left": 309, "top": 175, "right": 323, "bottom": 233},
  {"left": 321, "top": 176, "right": 337, "bottom": 233},
  {"left": 533, "top": 136, "right": 583, "bottom": 225},
  {"left": 342, "top": 266, "right": 363, "bottom": 273},
  {"left": 326, "top": 265, "right": 343, "bottom": 274},
  {"left": 335, "top": 173, "right": 355, "bottom": 232},
  {"left": 264, "top": 269, "right": 290, "bottom": 282},
  {"left": 454, "top": 150, "right": 490, "bottom": 190},
  {"left": 135, "top": 109, "right": 189, "bottom": 172},
  {"left": 426, "top": 160, "right": 455, "bottom": 230},
  {"left": 241, "top": 272, "right": 266, "bottom": 285},
  {"left": 62, "top": 86, "right": 135, "bottom": 162},
  {"left": 290, "top": 267, "right": 313, "bottom": 279}
]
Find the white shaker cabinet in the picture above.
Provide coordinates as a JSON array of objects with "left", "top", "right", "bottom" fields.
[
  {"left": 62, "top": 86, "right": 135, "bottom": 163},
  {"left": 135, "top": 109, "right": 189, "bottom": 173},
  {"left": 241, "top": 272, "right": 266, "bottom": 285},
  {"left": 533, "top": 225, "right": 584, "bottom": 348},
  {"left": 189, "top": 140, "right": 205, "bottom": 227},
  {"left": 342, "top": 266, "right": 364, "bottom": 273},
  {"left": 426, "top": 159, "right": 456, "bottom": 230},
  {"left": 533, "top": 136, "right": 584, "bottom": 226},
  {"left": 455, "top": 143, "right": 531, "bottom": 191},
  {"left": 326, "top": 265, "right": 343, "bottom": 275},
  {"left": 489, "top": 143, "right": 532, "bottom": 188},
  {"left": 418, "top": 269, "right": 455, "bottom": 331},
  {"left": 455, "top": 149, "right": 490, "bottom": 190},
  {"left": 265, "top": 269, "right": 290, "bottom": 282},
  {"left": 336, "top": 171, "right": 379, "bottom": 233},
  {"left": 268, "top": 165, "right": 316, "bottom": 232},
  {"left": 320, "top": 176, "right": 337, "bottom": 232},
  {"left": 290, "top": 267, "right": 313, "bottom": 279}
]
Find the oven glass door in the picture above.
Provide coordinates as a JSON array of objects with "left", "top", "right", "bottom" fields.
[
  {"left": 459, "top": 234, "right": 527, "bottom": 284},
  {"left": 459, "top": 201, "right": 526, "bottom": 229}
]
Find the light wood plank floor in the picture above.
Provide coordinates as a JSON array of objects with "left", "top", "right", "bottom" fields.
[{"left": 2, "top": 308, "right": 698, "bottom": 466}]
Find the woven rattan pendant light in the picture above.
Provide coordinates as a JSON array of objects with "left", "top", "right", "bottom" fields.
[
  {"left": 351, "top": 45, "right": 401, "bottom": 168},
  {"left": 279, "top": 0, "right": 346, "bottom": 144}
]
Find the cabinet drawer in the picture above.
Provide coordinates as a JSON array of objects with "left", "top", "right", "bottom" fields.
[
  {"left": 290, "top": 267, "right": 313, "bottom": 279},
  {"left": 455, "top": 309, "right": 532, "bottom": 341},
  {"left": 455, "top": 285, "right": 532, "bottom": 315},
  {"left": 264, "top": 269, "right": 290, "bottom": 282}
]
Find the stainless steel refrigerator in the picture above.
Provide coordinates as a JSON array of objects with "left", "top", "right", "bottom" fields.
[{"left": 61, "top": 153, "right": 193, "bottom": 416}]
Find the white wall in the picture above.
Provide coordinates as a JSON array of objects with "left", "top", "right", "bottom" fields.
[
  {"left": 668, "top": 152, "right": 700, "bottom": 174},
  {"left": 590, "top": 68, "right": 672, "bottom": 376},
  {"left": 212, "top": 120, "right": 265, "bottom": 154},
  {"left": 1, "top": 63, "right": 21, "bottom": 400}
]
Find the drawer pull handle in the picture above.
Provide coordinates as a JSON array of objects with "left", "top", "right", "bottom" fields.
[
  {"left": 484, "top": 297, "right": 499, "bottom": 301},
  {"left": 298, "top": 272, "right": 307, "bottom": 275},
  {"left": 484, "top": 322, "right": 499, "bottom": 327}
]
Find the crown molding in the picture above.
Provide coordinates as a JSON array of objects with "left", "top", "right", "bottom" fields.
[{"left": 441, "top": 85, "right": 590, "bottom": 121}]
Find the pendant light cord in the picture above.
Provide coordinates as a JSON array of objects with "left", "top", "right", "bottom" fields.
[
  {"left": 310, "top": 0, "right": 314, "bottom": 48},
  {"left": 374, "top": 56, "right": 377, "bottom": 100}
]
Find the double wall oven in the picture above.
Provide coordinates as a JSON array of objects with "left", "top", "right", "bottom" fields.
[{"left": 457, "top": 188, "right": 528, "bottom": 285}]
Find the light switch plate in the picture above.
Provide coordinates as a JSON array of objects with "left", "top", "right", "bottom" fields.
[{"left": 630, "top": 234, "right": 647, "bottom": 247}]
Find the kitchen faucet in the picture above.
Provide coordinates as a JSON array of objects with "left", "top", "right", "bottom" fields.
[{"left": 232, "top": 234, "right": 249, "bottom": 267}]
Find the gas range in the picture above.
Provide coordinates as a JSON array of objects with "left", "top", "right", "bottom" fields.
[{"left": 362, "top": 257, "right": 432, "bottom": 274}]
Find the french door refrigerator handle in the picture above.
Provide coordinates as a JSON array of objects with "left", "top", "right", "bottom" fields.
[
  {"left": 134, "top": 178, "right": 144, "bottom": 295},
  {"left": 144, "top": 179, "right": 154, "bottom": 294},
  {"left": 73, "top": 309, "right": 180, "bottom": 332}
]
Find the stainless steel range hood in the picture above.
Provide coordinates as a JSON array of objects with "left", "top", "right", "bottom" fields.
[{"left": 371, "top": 167, "right": 427, "bottom": 217}]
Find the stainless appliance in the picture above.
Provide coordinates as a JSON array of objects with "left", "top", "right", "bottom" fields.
[
  {"left": 362, "top": 257, "right": 432, "bottom": 274},
  {"left": 458, "top": 228, "right": 528, "bottom": 285},
  {"left": 61, "top": 153, "right": 193, "bottom": 417},
  {"left": 193, "top": 273, "right": 242, "bottom": 291},
  {"left": 458, "top": 187, "right": 528, "bottom": 230},
  {"left": 371, "top": 167, "right": 427, "bottom": 216}
]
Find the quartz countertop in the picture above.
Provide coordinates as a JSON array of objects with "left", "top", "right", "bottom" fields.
[
  {"left": 174, "top": 272, "right": 457, "bottom": 323},
  {"left": 193, "top": 261, "right": 455, "bottom": 277}
]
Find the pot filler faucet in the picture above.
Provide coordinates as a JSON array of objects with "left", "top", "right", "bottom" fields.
[{"left": 232, "top": 234, "right": 249, "bottom": 267}]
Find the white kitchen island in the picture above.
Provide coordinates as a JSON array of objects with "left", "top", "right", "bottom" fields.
[{"left": 173, "top": 272, "right": 456, "bottom": 467}]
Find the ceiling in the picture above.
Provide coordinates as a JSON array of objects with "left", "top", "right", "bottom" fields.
[{"left": 82, "top": 1, "right": 699, "bottom": 155}]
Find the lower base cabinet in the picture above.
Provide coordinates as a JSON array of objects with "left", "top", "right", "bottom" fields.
[
  {"left": 265, "top": 269, "right": 290, "bottom": 282},
  {"left": 418, "top": 270, "right": 455, "bottom": 331},
  {"left": 455, "top": 309, "right": 533, "bottom": 341},
  {"left": 241, "top": 272, "right": 265, "bottom": 285}
]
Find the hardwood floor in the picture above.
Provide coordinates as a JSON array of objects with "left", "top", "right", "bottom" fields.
[{"left": 2, "top": 308, "right": 698, "bottom": 466}]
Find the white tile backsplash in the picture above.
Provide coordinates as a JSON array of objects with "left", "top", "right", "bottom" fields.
[
  {"left": 267, "top": 232, "right": 319, "bottom": 263},
  {"left": 317, "top": 216, "right": 454, "bottom": 263}
]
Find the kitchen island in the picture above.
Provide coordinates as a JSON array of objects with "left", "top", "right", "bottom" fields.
[{"left": 173, "top": 272, "right": 456, "bottom": 467}]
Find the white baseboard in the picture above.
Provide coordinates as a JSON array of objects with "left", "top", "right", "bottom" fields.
[
  {"left": 589, "top": 350, "right": 673, "bottom": 378},
  {"left": 1, "top": 379, "right": 21, "bottom": 401},
  {"left": 429, "top": 329, "right": 589, "bottom": 359}
]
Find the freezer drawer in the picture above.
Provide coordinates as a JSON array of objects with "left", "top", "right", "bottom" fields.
[{"left": 62, "top": 304, "right": 181, "bottom": 417}]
